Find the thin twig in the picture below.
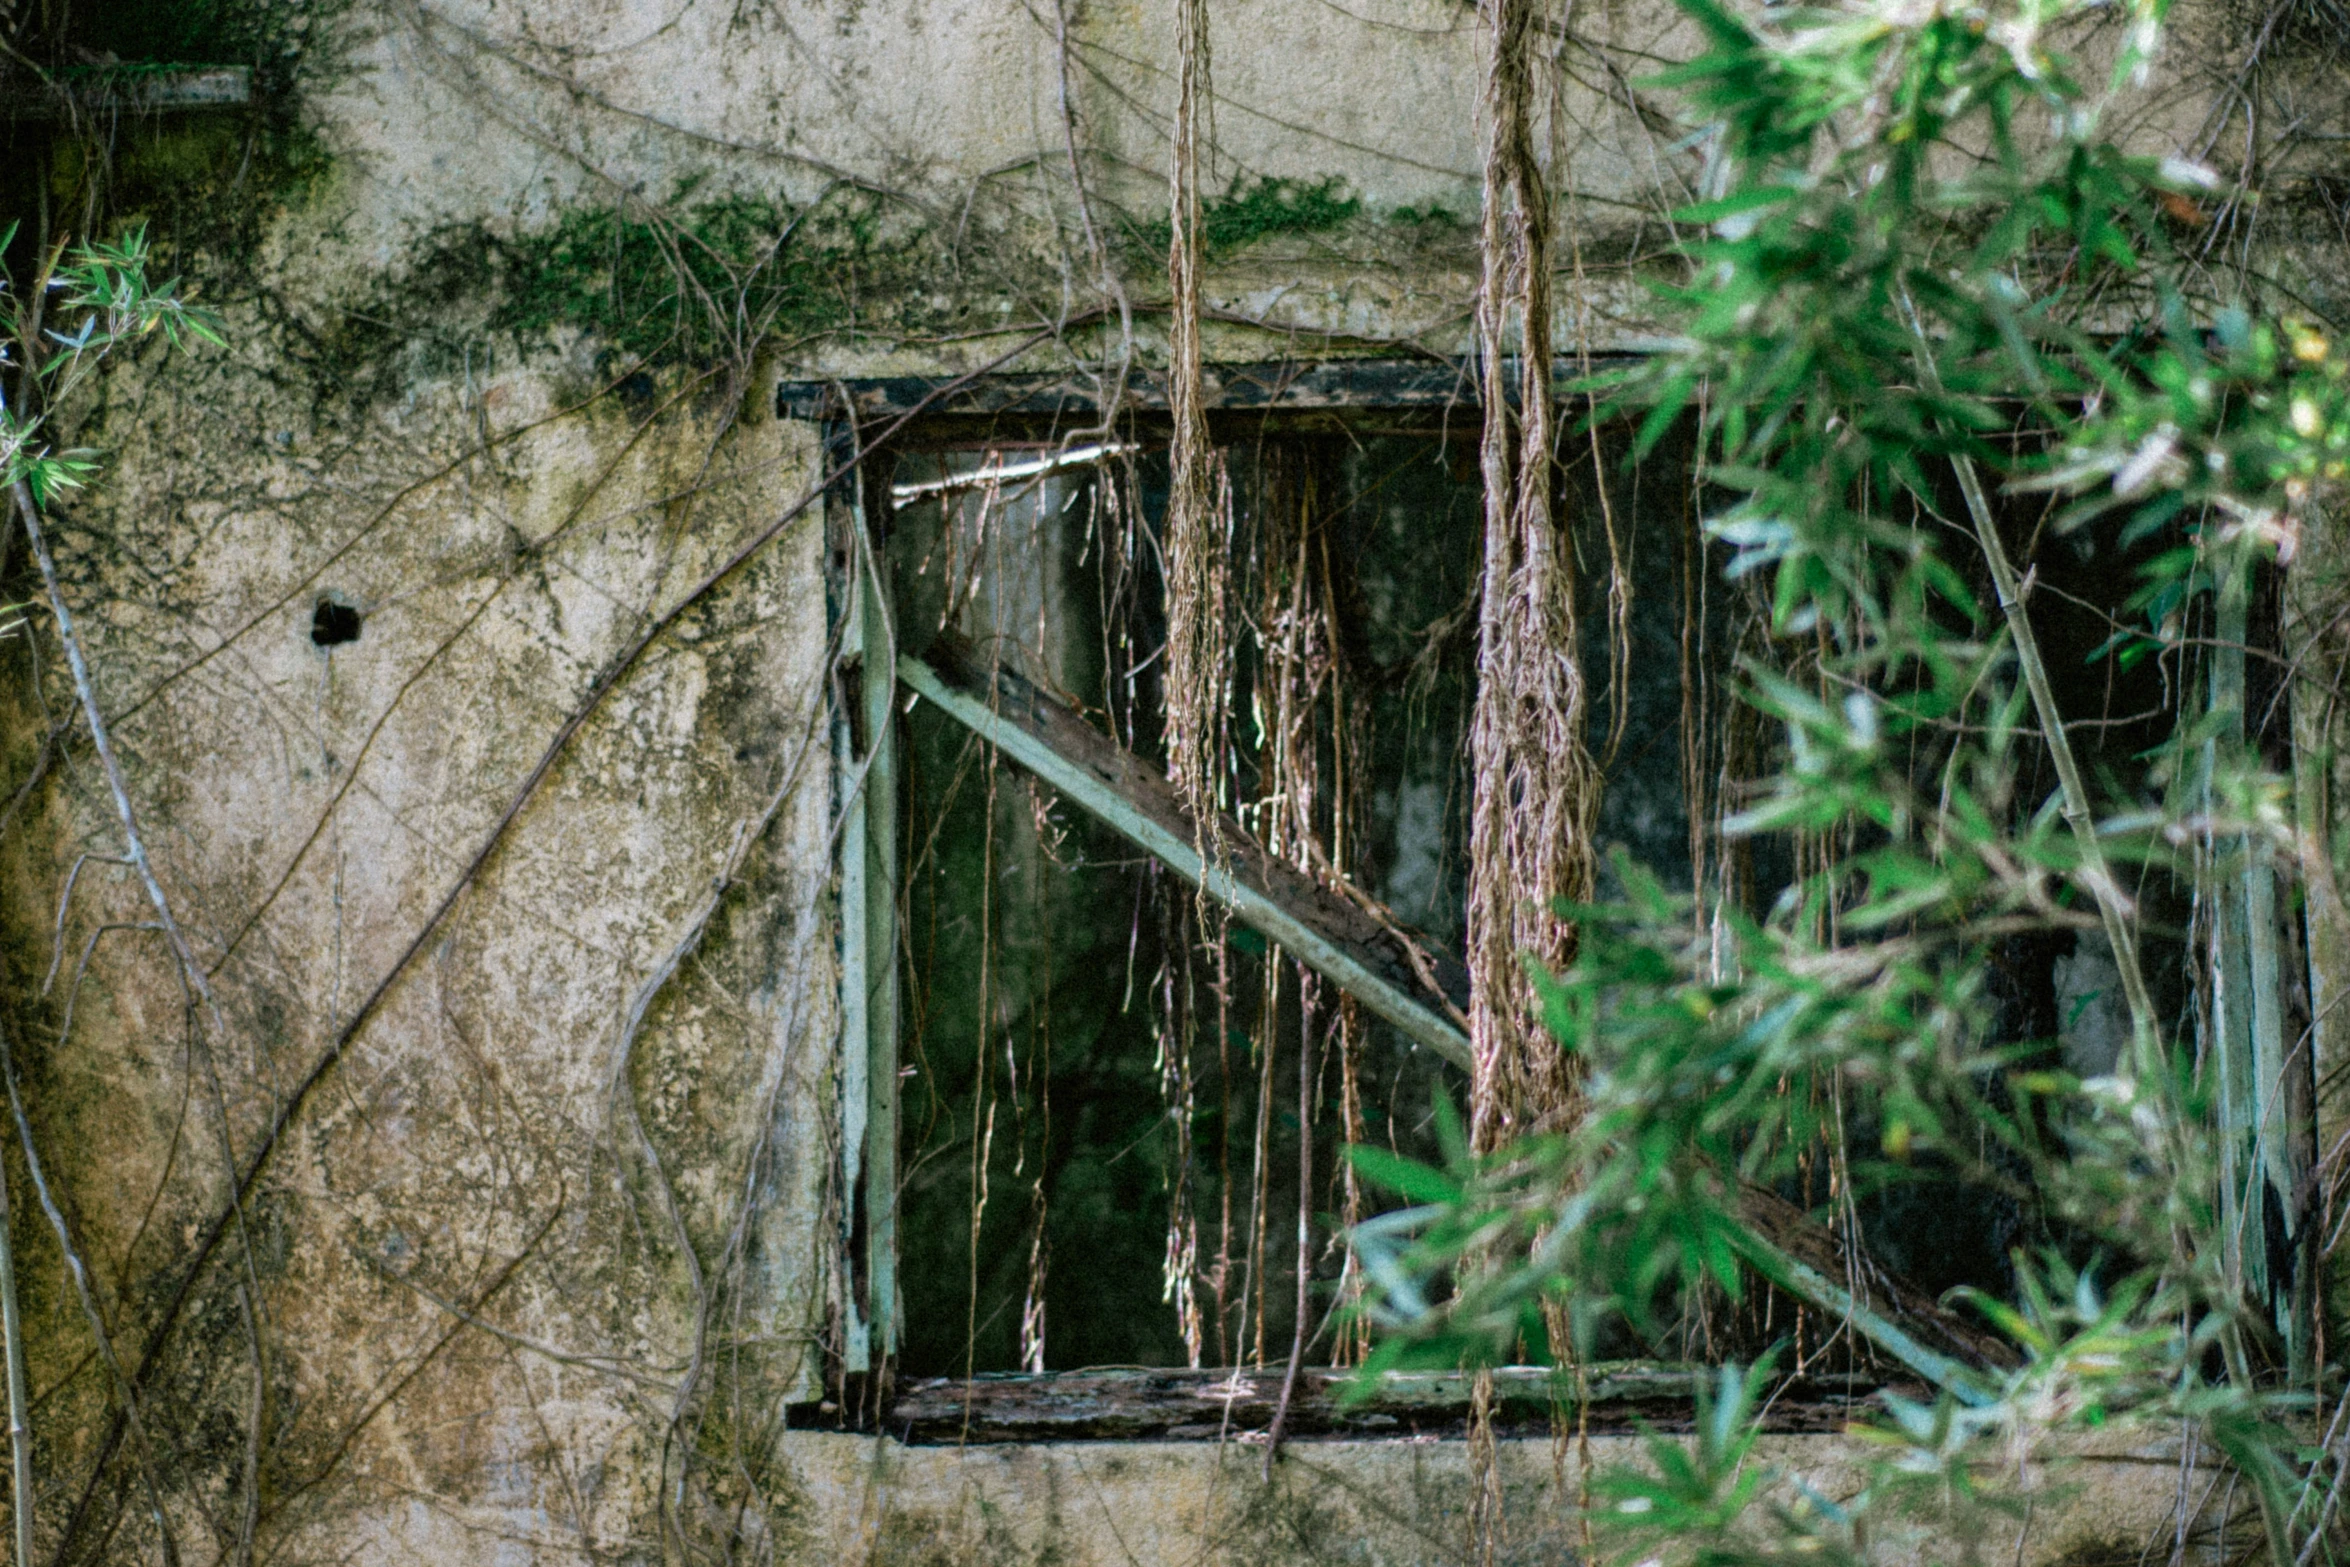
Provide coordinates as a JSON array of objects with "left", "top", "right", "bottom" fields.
[
  {"left": 42, "top": 854, "right": 131, "bottom": 995},
  {"left": 0, "top": 1022, "right": 183, "bottom": 1567},
  {"left": 0, "top": 1071, "right": 28, "bottom": 1567},
  {"left": 11, "top": 481, "right": 225, "bottom": 1036}
]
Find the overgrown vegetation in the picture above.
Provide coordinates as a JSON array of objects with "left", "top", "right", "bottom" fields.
[
  {"left": 1351, "top": 0, "right": 2350, "bottom": 1560},
  {"left": 1, "top": 225, "right": 222, "bottom": 501},
  {"left": 484, "top": 189, "right": 933, "bottom": 366},
  {"left": 4, "top": 0, "right": 2349, "bottom": 1560},
  {"left": 0, "top": 225, "right": 224, "bottom": 1567},
  {"left": 0, "top": 0, "right": 337, "bottom": 281},
  {"left": 320, "top": 170, "right": 1381, "bottom": 394},
  {"left": 303, "top": 184, "right": 1032, "bottom": 400}
]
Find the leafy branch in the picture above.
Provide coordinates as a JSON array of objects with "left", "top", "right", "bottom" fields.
[{"left": 1350, "top": 0, "right": 2349, "bottom": 1559}]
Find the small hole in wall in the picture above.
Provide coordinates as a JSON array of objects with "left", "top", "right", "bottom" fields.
[{"left": 311, "top": 599, "right": 362, "bottom": 648}]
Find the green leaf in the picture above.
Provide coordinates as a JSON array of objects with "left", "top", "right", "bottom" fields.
[
  {"left": 1344, "top": 1144, "right": 1462, "bottom": 1206},
  {"left": 1669, "top": 185, "right": 1804, "bottom": 227}
]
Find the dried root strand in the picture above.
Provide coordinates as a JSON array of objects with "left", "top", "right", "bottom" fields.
[
  {"left": 1467, "top": 0, "right": 1597, "bottom": 1155},
  {"left": 1164, "top": 0, "right": 1229, "bottom": 822}
]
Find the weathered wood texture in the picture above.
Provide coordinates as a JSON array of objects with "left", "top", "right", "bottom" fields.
[
  {"left": 822, "top": 1364, "right": 1904, "bottom": 1444},
  {"left": 778, "top": 356, "right": 1643, "bottom": 421},
  {"left": 0, "top": 66, "right": 250, "bottom": 119},
  {"left": 913, "top": 631, "right": 1470, "bottom": 1020}
]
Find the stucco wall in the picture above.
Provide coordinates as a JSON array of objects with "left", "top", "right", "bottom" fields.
[
  {"left": 10, "top": 346, "right": 839, "bottom": 1559},
  {"left": 298, "top": 0, "right": 1694, "bottom": 356}
]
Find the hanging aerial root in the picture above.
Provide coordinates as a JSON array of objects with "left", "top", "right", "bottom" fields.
[
  {"left": 1466, "top": 0, "right": 1597, "bottom": 1155},
  {"left": 1164, "top": 0, "right": 1229, "bottom": 824}
]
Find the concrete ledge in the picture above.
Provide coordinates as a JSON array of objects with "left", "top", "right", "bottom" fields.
[{"left": 778, "top": 1427, "right": 2217, "bottom": 1567}]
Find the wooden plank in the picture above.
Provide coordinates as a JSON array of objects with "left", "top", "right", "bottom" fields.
[
  {"left": 830, "top": 488, "right": 873, "bottom": 1373},
  {"left": 831, "top": 458, "right": 904, "bottom": 1370},
  {"left": 858, "top": 514, "right": 903, "bottom": 1365},
  {"left": 827, "top": 1363, "right": 1894, "bottom": 1444},
  {"left": 896, "top": 636, "right": 1472, "bottom": 1065},
  {"left": 0, "top": 66, "right": 250, "bottom": 119},
  {"left": 2210, "top": 579, "right": 2313, "bottom": 1377},
  {"left": 778, "top": 356, "right": 1646, "bottom": 421}
]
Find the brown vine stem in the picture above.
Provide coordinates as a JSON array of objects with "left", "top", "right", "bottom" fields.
[
  {"left": 1052, "top": 0, "right": 1135, "bottom": 423},
  {"left": 395, "top": 0, "right": 916, "bottom": 209},
  {"left": 203, "top": 369, "right": 721, "bottom": 978},
  {"left": 1162, "top": 0, "right": 1223, "bottom": 824},
  {"left": 262, "top": 1204, "right": 560, "bottom": 1523},
  {"left": 51, "top": 323, "right": 1071, "bottom": 1564},
  {"left": 0, "top": 1025, "right": 184, "bottom": 1567},
  {"left": 14, "top": 474, "right": 276, "bottom": 1567},
  {"left": 0, "top": 1056, "right": 27, "bottom": 1567},
  {"left": 623, "top": 453, "right": 887, "bottom": 1499}
]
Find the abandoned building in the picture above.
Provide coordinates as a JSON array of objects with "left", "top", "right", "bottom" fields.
[{"left": 0, "top": 0, "right": 2345, "bottom": 1562}]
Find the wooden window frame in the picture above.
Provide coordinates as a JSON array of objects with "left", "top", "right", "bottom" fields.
[{"left": 806, "top": 364, "right": 2012, "bottom": 1436}]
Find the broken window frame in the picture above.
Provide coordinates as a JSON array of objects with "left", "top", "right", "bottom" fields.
[{"left": 809, "top": 364, "right": 2023, "bottom": 1431}]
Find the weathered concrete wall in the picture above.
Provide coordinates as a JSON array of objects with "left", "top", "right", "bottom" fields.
[
  {"left": 7, "top": 0, "right": 2341, "bottom": 1563},
  {"left": 10, "top": 343, "right": 839, "bottom": 1559},
  {"left": 297, "top": 0, "right": 1689, "bottom": 356},
  {"left": 779, "top": 1428, "right": 2215, "bottom": 1567}
]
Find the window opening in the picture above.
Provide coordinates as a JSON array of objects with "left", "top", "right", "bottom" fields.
[
  {"left": 877, "top": 423, "right": 1572, "bottom": 1380},
  {"left": 815, "top": 379, "right": 2187, "bottom": 1434}
]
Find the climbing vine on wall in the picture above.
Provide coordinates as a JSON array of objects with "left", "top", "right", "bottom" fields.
[{"left": 0, "top": 0, "right": 2345, "bottom": 1562}]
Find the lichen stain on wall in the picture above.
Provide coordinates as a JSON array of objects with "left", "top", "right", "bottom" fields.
[{"left": 0, "top": 315, "right": 840, "bottom": 1558}]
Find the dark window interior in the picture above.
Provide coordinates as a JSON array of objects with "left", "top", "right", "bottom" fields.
[{"left": 865, "top": 407, "right": 2182, "bottom": 1379}]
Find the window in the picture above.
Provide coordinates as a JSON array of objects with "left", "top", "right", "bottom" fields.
[
  {"left": 885, "top": 422, "right": 1492, "bottom": 1382},
  {"left": 803, "top": 364, "right": 2114, "bottom": 1437}
]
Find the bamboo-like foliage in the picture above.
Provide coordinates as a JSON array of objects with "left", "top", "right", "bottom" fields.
[{"left": 1353, "top": 0, "right": 2350, "bottom": 1560}]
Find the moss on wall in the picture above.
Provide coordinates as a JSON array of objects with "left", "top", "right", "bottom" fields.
[
  {"left": 294, "top": 166, "right": 1438, "bottom": 411},
  {"left": 290, "top": 163, "right": 1448, "bottom": 412},
  {"left": 1121, "top": 175, "right": 1366, "bottom": 263},
  {"left": 1, "top": 0, "right": 337, "bottom": 282},
  {"left": 299, "top": 183, "right": 1043, "bottom": 408},
  {"left": 484, "top": 188, "right": 940, "bottom": 365}
]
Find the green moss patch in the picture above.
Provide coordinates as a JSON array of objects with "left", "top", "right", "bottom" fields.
[
  {"left": 1125, "top": 174, "right": 1365, "bottom": 262},
  {"left": 488, "top": 188, "right": 920, "bottom": 364},
  {"left": 312, "top": 185, "right": 955, "bottom": 399}
]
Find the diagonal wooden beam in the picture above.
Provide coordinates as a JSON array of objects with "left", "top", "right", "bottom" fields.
[
  {"left": 897, "top": 638, "right": 2013, "bottom": 1402},
  {"left": 897, "top": 635, "right": 1472, "bottom": 1064}
]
